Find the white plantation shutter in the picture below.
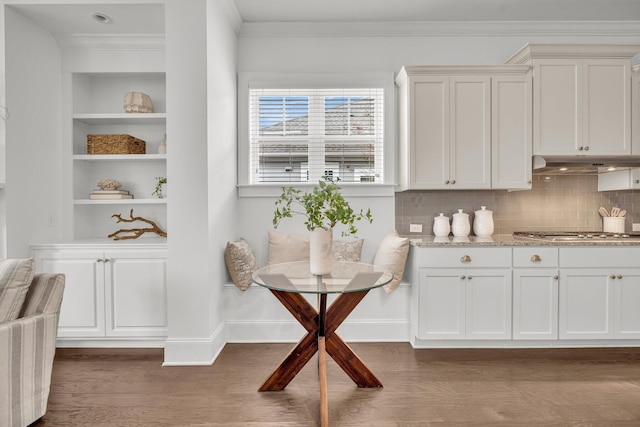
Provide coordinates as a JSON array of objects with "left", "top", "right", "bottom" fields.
[{"left": 249, "top": 88, "right": 384, "bottom": 184}]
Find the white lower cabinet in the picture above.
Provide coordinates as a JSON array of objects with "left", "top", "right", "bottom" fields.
[
  {"left": 415, "top": 248, "right": 512, "bottom": 340},
  {"left": 32, "top": 243, "right": 167, "bottom": 344},
  {"left": 410, "top": 245, "right": 640, "bottom": 346}
]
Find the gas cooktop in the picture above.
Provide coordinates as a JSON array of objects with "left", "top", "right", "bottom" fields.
[{"left": 513, "top": 231, "right": 640, "bottom": 242}]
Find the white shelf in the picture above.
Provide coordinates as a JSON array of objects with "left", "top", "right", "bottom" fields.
[
  {"left": 73, "top": 154, "right": 166, "bottom": 161},
  {"left": 74, "top": 199, "right": 167, "bottom": 205},
  {"left": 73, "top": 113, "right": 166, "bottom": 125}
]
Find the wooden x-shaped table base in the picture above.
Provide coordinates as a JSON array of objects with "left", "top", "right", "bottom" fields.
[{"left": 259, "top": 289, "right": 383, "bottom": 426}]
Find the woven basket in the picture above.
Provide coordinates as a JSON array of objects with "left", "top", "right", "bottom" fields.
[{"left": 87, "top": 134, "right": 146, "bottom": 155}]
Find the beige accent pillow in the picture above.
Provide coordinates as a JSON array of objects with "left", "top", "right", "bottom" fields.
[
  {"left": 0, "top": 258, "right": 36, "bottom": 322},
  {"left": 373, "top": 231, "right": 410, "bottom": 294},
  {"left": 333, "top": 239, "right": 364, "bottom": 262},
  {"left": 267, "top": 231, "right": 310, "bottom": 265},
  {"left": 225, "top": 238, "right": 259, "bottom": 291}
]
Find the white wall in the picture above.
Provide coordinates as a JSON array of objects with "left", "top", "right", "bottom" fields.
[
  {"left": 4, "top": 6, "right": 63, "bottom": 257},
  {"left": 222, "top": 24, "right": 640, "bottom": 344},
  {"left": 164, "top": 0, "right": 240, "bottom": 365}
]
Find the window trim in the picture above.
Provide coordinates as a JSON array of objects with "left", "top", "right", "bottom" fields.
[{"left": 237, "top": 72, "right": 396, "bottom": 198}]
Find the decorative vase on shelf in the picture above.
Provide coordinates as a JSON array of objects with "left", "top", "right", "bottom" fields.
[
  {"left": 433, "top": 213, "right": 450, "bottom": 237},
  {"left": 158, "top": 134, "right": 167, "bottom": 154},
  {"left": 473, "top": 206, "right": 494, "bottom": 238},
  {"left": 310, "top": 227, "right": 333, "bottom": 275},
  {"left": 452, "top": 209, "right": 470, "bottom": 237}
]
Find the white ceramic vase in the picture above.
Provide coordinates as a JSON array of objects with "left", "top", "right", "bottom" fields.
[
  {"left": 452, "top": 209, "right": 470, "bottom": 237},
  {"left": 473, "top": 206, "right": 494, "bottom": 238},
  {"left": 433, "top": 213, "right": 450, "bottom": 237},
  {"left": 310, "top": 227, "right": 333, "bottom": 275}
]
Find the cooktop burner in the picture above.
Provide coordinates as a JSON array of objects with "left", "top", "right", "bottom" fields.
[{"left": 513, "top": 231, "right": 640, "bottom": 242}]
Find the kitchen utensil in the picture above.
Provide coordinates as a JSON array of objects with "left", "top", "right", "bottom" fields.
[
  {"left": 611, "top": 207, "right": 621, "bottom": 217},
  {"left": 598, "top": 207, "right": 610, "bottom": 217},
  {"left": 618, "top": 209, "right": 627, "bottom": 217}
]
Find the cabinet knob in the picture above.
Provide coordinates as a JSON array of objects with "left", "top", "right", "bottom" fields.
[
  {"left": 578, "top": 146, "right": 584, "bottom": 151},
  {"left": 635, "top": 180, "right": 639, "bottom": 184},
  {"left": 467, "top": 276, "right": 473, "bottom": 280},
  {"left": 553, "top": 275, "right": 559, "bottom": 280},
  {"left": 96, "top": 259, "right": 103, "bottom": 263},
  {"left": 584, "top": 146, "right": 590, "bottom": 151},
  {"left": 460, "top": 255, "right": 471, "bottom": 263},
  {"left": 530, "top": 255, "right": 541, "bottom": 262},
  {"left": 451, "top": 180, "right": 456, "bottom": 185},
  {"left": 611, "top": 274, "right": 617, "bottom": 279},
  {"left": 617, "top": 275, "right": 623, "bottom": 279},
  {"left": 528, "top": 180, "right": 532, "bottom": 184},
  {"left": 460, "top": 275, "right": 466, "bottom": 280},
  {"left": 445, "top": 180, "right": 450, "bottom": 184},
  {"left": 104, "top": 258, "right": 110, "bottom": 263}
]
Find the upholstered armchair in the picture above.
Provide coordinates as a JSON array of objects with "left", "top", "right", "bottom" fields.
[{"left": 0, "top": 272, "right": 65, "bottom": 427}]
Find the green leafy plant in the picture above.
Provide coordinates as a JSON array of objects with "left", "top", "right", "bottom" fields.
[
  {"left": 273, "top": 179, "right": 373, "bottom": 237},
  {"left": 152, "top": 176, "right": 167, "bottom": 199}
]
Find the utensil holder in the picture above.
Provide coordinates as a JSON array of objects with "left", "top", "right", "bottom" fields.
[{"left": 603, "top": 217, "right": 625, "bottom": 233}]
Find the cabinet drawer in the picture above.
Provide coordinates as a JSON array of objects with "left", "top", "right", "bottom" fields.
[
  {"left": 417, "top": 247, "right": 511, "bottom": 268},
  {"left": 560, "top": 247, "right": 640, "bottom": 268},
  {"left": 513, "top": 247, "right": 558, "bottom": 268}
]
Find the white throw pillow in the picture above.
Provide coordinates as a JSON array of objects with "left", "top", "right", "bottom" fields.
[
  {"left": 267, "top": 230, "right": 310, "bottom": 265},
  {"left": 373, "top": 230, "right": 410, "bottom": 294}
]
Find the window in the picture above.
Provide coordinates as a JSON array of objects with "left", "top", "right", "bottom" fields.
[{"left": 248, "top": 88, "right": 384, "bottom": 184}]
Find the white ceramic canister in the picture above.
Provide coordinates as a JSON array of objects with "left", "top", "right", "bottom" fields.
[
  {"left": 473, "top": 206, "right": 494, "bottom": 238},
  {"left": 452, "top": 209, "right": 471, "bottom": 237},
  {"left": 433, "top": 213, "right": 451, "bottom": 237}
]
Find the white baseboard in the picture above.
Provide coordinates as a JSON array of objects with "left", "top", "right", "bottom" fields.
[
  {"left": 56, "top": 339, "right": 166, "bottom": 348},
  {"left": 163, "top": 323, "right": 226, "bottom": 366},
  {"left": 411, "top": 338, "right": 640, "bottom": 349}
]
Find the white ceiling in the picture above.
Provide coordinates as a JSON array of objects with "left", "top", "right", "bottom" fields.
[
  {"left": 8, "top": 0, "right": 640, "bottom": 37},
  {"left": 233, "top": 0, "right": 640, "bottom": 22}
]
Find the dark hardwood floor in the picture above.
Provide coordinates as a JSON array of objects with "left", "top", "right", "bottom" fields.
[{"left": 42, "top": 343, "right": 640, "bottom": 426}]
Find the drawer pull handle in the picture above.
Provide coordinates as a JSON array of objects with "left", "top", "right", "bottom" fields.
[
  {"left": 460, "top": 255, "right": 471, "bottom": 263},
  {"left": 530, "top": 255, "right": 541, "bottom": 262}
]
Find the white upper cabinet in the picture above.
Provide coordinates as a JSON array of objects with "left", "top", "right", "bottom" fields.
[
  {"left": 396, "top": 66, "right": 531, "bottom": 191},
  {"left": 506, "top": 44, "right": 639, "bottom": 157}
]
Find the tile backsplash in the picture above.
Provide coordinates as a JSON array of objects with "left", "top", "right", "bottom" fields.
[{"left": 395, "top": 175, "right": 640, "bottom": 236}]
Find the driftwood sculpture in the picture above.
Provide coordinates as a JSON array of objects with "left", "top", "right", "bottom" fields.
[{"left": 109, "top": 209, "right": 167, "bottom": 240}]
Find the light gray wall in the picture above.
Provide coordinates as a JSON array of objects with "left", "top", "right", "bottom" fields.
[{"left": 5, "top": 6, "right": 63, "bottom": 257}]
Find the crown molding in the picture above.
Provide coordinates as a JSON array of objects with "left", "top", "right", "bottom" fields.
[
  {"left": 217, "top": 0, "right": 243, "bottom": 34},
  {"left": 239, "top": 20, "right": 640, "bottom": 38},
  {"left": 506, "top": 43, "right": 640, "bottom": 64},
  {"left": 55, "top": 34, "right": 165, "bottom": 50}
]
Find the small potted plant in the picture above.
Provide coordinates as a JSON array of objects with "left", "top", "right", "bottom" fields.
[{"left": 273, "top": 179, "right": 373, "bottom": 274}]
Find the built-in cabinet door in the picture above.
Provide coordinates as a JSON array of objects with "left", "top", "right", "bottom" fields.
[
  {"left": 614, "top": 269, "right": 640, "bottom": 339},
  {"left": 582, "top": 59, "right": 631, "bottom": 155},
  {"left": 105, "top": 250, "right": 168, "bottom": 337},
  {"left": 533, "top": 58, "right": 631, "bottom": 156},
  {"left": 559, "top": 269, "right": 615, "bottom": 339},
  {"left": 418, "top": 267, "right": 511, "bottom": 340},
  {"left": 418, "top": 268, "right": 465, "bottom": 339},
  {"left": 465, "top": 268, "right": 512, "bottom": 339},
  {"left": 632, "top": 72, "right": 640, "bottom": 155},
  {"left": 449, "top": 76, "right": 491, "bottom": 189},
  {"left": 513, "top": 269, "right": 559, "bottom": 340},
  {"left": 533, "top": 59, "right": 581, "bottom": 155},
  {"left": 410, "top": 77, "right": 449, "bottom": 189},
  {"left": 491, "top": 75, "right": 532, "bottom": 189},
  {"left": 36, "top": 250, "right": 105, "bottom": 338}
]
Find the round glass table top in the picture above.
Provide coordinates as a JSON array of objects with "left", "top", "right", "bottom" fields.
[{"left": 252, "top": 261, "right": 394, "bottom": 294}]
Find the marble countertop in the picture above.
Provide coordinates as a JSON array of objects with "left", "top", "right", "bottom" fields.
[{"left": 407, "top": 234, "right": 640, "bottom": 247}]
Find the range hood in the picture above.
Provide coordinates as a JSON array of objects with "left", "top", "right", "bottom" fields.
[{"left": 532, "top": 155, "right": 640, "bottom": 175}]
